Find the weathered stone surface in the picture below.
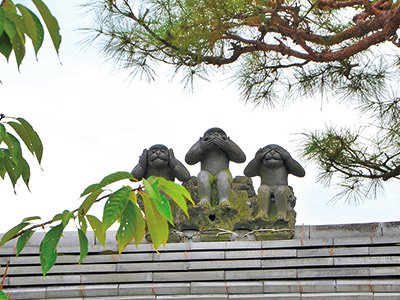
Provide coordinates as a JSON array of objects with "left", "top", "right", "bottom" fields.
[
  {"left": 6, "top": 287, "right": 46, "bottom": 300},
  {"left": 310, "top": 223, "right": 382, "bottom": 239},
  {"left": 175, "top": 176, "right": 297, "bottom": 241}
]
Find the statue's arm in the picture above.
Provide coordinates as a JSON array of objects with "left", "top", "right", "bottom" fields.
[
  {"left": 276, "top": 147, "right": 306, "bottom": 177},
  {"left": 131, "top": 149, "right": 148, "bottom": 180},
  {"left": 286, "top": 158, "right": 306, "bottom": 177},
  {"left": 185, "top": 139, "right": 204, "bottom": 165},
  {"left": 169, "top": 149, "right": 191, "bottom": 182},
  {"left": 214, "top": 136, "right": 246, "bottom": 163},
  {"left": 227, "top": 140, "right": 246, "bottom": 163},
  {"left": 244, "top": 158, "right": 260, "bottom": 177}
]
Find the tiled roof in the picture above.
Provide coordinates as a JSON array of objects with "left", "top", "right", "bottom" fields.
[{"left": 1, "top": 222, "right": 400, "bottom": 299}]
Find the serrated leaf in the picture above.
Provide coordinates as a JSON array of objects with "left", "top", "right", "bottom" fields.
[
  {"left": 102, "top": 186, "right": 130, "bottom": 231},
  {"left": 31, "top": 0, "right": 61, "bottom": 54},
  {"left": 86, "top": 215, "right": 105, "bottom": 247},
  {"left": 16, "top": 229, "right": 34, "bottom": 256},
  {"left": 0, "top": 221, "right": 29, "bottom": 246},
  {"left": 116, "top": 201, "right": 136, "bottom": 254},
  {"left": 0, "top": 290, "right": 8, "bottom": 300},
  {"left": 17, "top": 118, "right": 43, "bottom": 164},
  {"left": 143, "top": 178, "right": 173, "bottom": 225},
  {"left": 39, "top": 223, "right": 63, "bottom": 276},
  {"left": 22, "top": 216, "right": 41, "bottom": 222},
  {"left": 78, "top": 228, "right": 88, "bottom": 264},
  {"left": 16, "top": 4, "right": 44, "bottom": 56},
  {"left": 78, "top": 188, "right": 103, "bottom": 216},
  {"left": 141, "top": 191, "right": 169, "bottom": 249},
  {"left": 0, "top": 31, "right": 12, "bottom": 60}
]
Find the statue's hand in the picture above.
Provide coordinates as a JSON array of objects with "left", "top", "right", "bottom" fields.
[
  {"left": 200, "top": 137, "right": 215, "bottom": 150},
  {"left": 275, "top": 146, "right": 291, "bottom": 160},
  {"left": 168, "top": 148, "right": 178, "bottom": 169},
  {"left": 139, "top": 149, "right": 148, "bottom": 167},
  {"left": 213, "top": 134, "right": 229, "bottom": 149},
  {"left": 255, "top": 147, "right": 266, "bottom": 160}
]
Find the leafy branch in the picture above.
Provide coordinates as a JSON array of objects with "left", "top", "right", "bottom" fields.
[
  {"left": 0, "top": 0, "right": 61, "bottom": 72},
  {"left": 0, "top": 115, "right": 43, "bottom": 191},
  {"left": 0, "top": 172, "right": 194, "bottom": 276}
]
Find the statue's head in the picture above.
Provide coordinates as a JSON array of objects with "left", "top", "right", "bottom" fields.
[
  {"left": 203, "top": 127, "right": 227, "bottom": 141},
  {"left": 262, "top": 144, "right": 284, "bottom": 167},
  {"left": 148, "top": 144, "right": 169, "bottom": 167}
]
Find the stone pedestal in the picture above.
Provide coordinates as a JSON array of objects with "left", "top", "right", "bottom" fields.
[{"left": 171, "top": 176, "right": 298, "bottom": 241}]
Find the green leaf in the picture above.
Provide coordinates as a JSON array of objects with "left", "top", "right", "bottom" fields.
[
  {"left": 11, "top": 27, "right": 25, "bottom": 69},
  {"left": 0, "top": 157, "right": 5, "bottom": 179},
  {"left": 0, "top": 290, "right": 8, "bottom": 300},
  {"left": 0, "top": 155, "right": 18, "bottom": 189},
  {"left": 31, "top": 0, "right": 61, "bottom": 54},
  {"left": 78, "top": 228, "right": 88, "bottom": 264},
  {"left": 78, "top": 214, "right": 87, "bottom": 234},
  {"left": 4, "top": 16, "right": 17, "bottom": 41},
  {"left": 80, "top": 172, "right": 134, "bottom": 197},
  {"left": 39, "top": 224, "right": 63, "bottom": 276},
  {"left": 22, "top": 216, "right": 41, "bottom": 222},
  {"left": 16, "top": 229, "right": 34, "bottom": 256},
  {"left": 0, "top": 221, "right": 29, "bottom": 246},
  {"left": 0, "top": 31, "right": 12, "bottom": 60},
  {"left": 97, "top": 171, "right": 134, "bottom": 190},
  {"left": 52, "top": 213, "right": 62, "bottom": 222},
  {"left": 132, "top": 200, "right": 146, "bottom": 247},
  {"left": 0, "top": 7, "right": 5, "bottom": 35},
  {"left": 61, "top": 210, "right": 71, "bottom": 228},
  {"left": 16, "top": 4, "right": 44, "bottom": 56},
  {"left": 102, "top": 186, "right": 131, "bottom": 231},
  {"left": 143, "top": 178, "right": 173, "bottom": 225},
  {"left": 0, "top": 123, "right": 5, "bottom": 144},
  {"left": 80, "top": 183, "right": 98, "bottom": 197},
  {"left": 159, "top": 178, "right": 190, "bottom": 217},
  {"left": 7, "top": 121, "right": 34, "bottom": 154},
  {"left": 141, "top": 191, "right": 169, "bottom": 249},
  {"left": 78, "top": 188, "right": 103, "bottom": 216},
  {"left": 86, "top": 215, "right": 105, "bottom": 247},
  {"left": 129, "top": 189, "right": 138, "bottom": 204},
  {"left": 3, "top": 132, "right": 22, "bottom": 158},
  {"left": 17, "top": 118, "right": 43, "bottom": 164},
  {"left": 20, "top": 155, "right": 30, "bottom": 189},
  {"left": 116, "top": 200, "right": 136, "bottom": 254}
]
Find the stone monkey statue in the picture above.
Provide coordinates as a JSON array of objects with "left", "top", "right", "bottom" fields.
[
  {"left": 244, "top": 144, "right": 305, "bottom": 220},
  {"left": 185, "top": 127, "right": 246, "bottom": 206},
  {"left": 131, "top": 144, "right": 190, "bottom": 182}
]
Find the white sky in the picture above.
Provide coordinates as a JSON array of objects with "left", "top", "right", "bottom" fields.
[{"left": 0, "top": 1, "right": 399, "bottom": 234}]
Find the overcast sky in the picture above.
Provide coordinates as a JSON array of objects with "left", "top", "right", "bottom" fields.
[{"left": 1, "top": 0, "right": 399, "bottom": 234}]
